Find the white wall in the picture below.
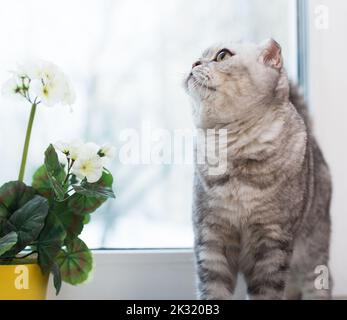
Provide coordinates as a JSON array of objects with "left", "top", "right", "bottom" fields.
[{"left": 308, "top": 0, "right": 347, "bottom": 297}]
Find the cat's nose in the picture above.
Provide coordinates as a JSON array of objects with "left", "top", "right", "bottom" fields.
[{"left": 192, "top": 61, "right": 202, "bottom": 69}]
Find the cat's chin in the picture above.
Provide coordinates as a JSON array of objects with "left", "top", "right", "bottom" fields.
[{"left": 188, "top": 74, "right": 216, "bottom": 94}]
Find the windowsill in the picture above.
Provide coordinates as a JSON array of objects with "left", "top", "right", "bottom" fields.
[
  {"left": 48, "top": 248, "right": 248, "bottom": 300},
  {"left": 47, "top": 249, "right": 197, "bottom": 300}
]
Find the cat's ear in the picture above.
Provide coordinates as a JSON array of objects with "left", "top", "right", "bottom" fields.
[{"left": 259, "top": 38, "right": 283, "bottom": 69}]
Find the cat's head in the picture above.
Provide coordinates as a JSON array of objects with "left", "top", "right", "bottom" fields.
[{"left": 185, "top": 39, "right": 290, "bottom": 128}]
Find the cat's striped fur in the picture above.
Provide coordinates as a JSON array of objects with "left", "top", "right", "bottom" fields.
[{"left": 185, "top": 40, "right": 332, "bottom": 300}]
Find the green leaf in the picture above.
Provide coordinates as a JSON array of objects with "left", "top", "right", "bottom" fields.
[
  {"left": 67, "top": 193, "right": 105, "bottom": 216},
  {"left": 32, "top": 165, "right": 54, "bottom": 199},
  {"left": 44, "top": 145, "right": 65, "bottom": 182},
  {"left": 68, "top": 171, "right": 114, "bottom": 215},
  {"left": 0, "top": 232, "right": 18, "bottom": 256},
  {"left": 51, "top": 201, "right": 84, "bottom": 240},
  {"left": 44, "top": 144, "right": 66, "bottom": 201},
  {"left": 3, "top": 196, "right": 49, "bottom": 256},
  {"left": 73, "top": 183, "right": 115, "bottom": 199},
  {"left": 0, "top": 181, "right": 35, "bottom": 222},
  {"left": 37, "top": 213, "right": 66, "bottom": 274},
  {"left": 83, "top": 214, "right": 91, "bottom": 225},
  {"left": 57, "top": 238, "right": 93, "bottom": 285},
  {"left": 52, "top": 262, "right": 62, "bottom": 295},
  {"left": 59, "top": 211, "right": 84, "bottom": 240},
  {"left": 50, "top": 179, "right": 65, "bottom": 202}
]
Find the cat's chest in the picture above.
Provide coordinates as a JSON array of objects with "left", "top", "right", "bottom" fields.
[
  {"left": 208, "top": 174, "right": 260, "bottom": 202},
  {"left": 207, "top": 176, "right": 268, "bottom": 225}
]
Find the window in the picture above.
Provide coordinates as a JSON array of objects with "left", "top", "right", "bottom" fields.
[{"left": 0, "top": 0, "right": 299, "bottom": 249}]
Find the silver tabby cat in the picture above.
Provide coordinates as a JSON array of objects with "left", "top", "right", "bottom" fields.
[{"left": 184, "top": 39, "right": 332, "bottom": 300}]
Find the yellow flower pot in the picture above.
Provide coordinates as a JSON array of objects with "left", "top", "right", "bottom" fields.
[{"left": 0, "top": 263, "right": 48, "bottom": 300}]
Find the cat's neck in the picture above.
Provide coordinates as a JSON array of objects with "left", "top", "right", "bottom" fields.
[
  {"left": 207, "top": 102, "right": 283, "bottom": 157},
  {"left": 198, "top": 101, "right": 305, "bottom": 162}
]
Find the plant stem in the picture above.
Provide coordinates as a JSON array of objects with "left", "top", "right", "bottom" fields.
[
  {"left": 18, "top": 103, "right": 37, "bottom": 182},
  {"left": 63, "top": 159, "right": 75, "bottom": 186}
]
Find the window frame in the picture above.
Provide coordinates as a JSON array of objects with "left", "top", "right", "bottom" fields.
[
  {"left": 47, "top": 2, "right": 307, "bottom": 300},
  {"left": 297, "top": 0, "right": 309, "bottom": 99}
]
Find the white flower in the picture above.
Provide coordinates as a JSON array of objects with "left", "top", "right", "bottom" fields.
[
  {"left": 98, "top": 144, "right": 116, "bottom": 160},
  {"left": 72, "top": 155, "right": 104, "bottom": 183},
  {"left": 55, "top": 141, "right": 109, "bottom": 183},
  {"left": 31, "top": 78, "right": 62, "bottom": 107},
  {"left": 31, "top": 63, "right": 75, "bottom": 107},
  {"left": 55, "top": 140, "right": 83, "bottom": 161},
  {"left": 2, "top": 59, "right": 75, "bottom": 107},
  {"left": 2, "top": 77, "right": 22, "bottom": 97},
  {"left": 1, "top": 74, "right": 30, "bottom": 99},
  {"left": 35, "top": 60, "right": 62, "bottom": 82},
  {"left": 79, "top": 142, "right": 100, "bottom": 158},
  {"left": 16, "top": 60, "right": 41, "bottom": 79},
  {"left": 54, "top": 141, "right": 70, "bottom": 155},
  {"left": 57, "top": 151, "right": 69, "bottom": 167},
  {"left": 62, "top": 79, "right": 76, "bottom": 106}
]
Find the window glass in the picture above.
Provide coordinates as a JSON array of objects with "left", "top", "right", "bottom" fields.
[{"left": 0, "top": 0, "right": 298, "bottom": 248}]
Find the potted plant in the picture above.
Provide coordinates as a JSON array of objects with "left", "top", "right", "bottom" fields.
[{"left": 0, "top": 61, "right": 115, "bottom": 299}]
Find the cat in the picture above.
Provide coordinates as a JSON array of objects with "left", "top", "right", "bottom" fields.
[{"left": 184, "top": 39, "right": 332, "bottom": 300}]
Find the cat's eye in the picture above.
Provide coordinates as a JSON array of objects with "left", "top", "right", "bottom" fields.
[{"left": 215, "top": 49, "right": 234, "bottom": 62}]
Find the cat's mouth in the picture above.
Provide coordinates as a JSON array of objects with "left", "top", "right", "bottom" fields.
[{"left": 187, "top": 73, "right": 216, "bottom": 92}]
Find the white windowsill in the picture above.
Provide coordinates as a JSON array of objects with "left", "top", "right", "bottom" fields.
[
  {"left": 47, "top": 249, "right": 247, "bottom": 300},
  {"left": 47, "top": 249, "right": 196, "bottom": 300}
]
